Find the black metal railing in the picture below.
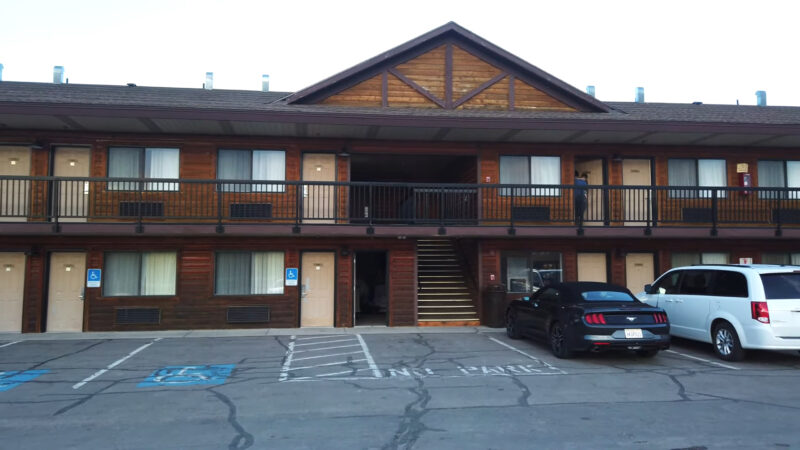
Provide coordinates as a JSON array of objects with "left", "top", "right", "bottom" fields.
[{"left": 0, "top": 176, "right": 798, "bottom": 231}]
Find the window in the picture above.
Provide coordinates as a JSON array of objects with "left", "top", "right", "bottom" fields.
[
  {"left": 215, "top": 252, "right": 284, "bottom": 295},
  {"left": 499, "top": 156, "right": 560, "bottom": 196},
  {"left": 502, "top": 251, "right": 562, "bottom": 293},
  {"left": 668, "top": 159, "right": 726, "bottom": 198},
  {"left": 761, "top": 253, "right": 800, "bottom": 265},
  {"left": 581, "top": 291, "right": 637, "bottom": 302},
  {"left": 671, "top": 252, "right": 728, "bottom": 267},
  {"left": 711, "top": 271, "right": 749, "bottom": 297},
  {"left": 108, "top": 147, "right": 179, "bottom": 191},
  {"left": 103, "top": 252, "right": 177, "bottom": 296},
  {"left": 653, "top": 271, "right": 681, "bottom": 294},
  {"left": 760, "top": 273, "right": 800, "bottom": 299},
  {"left": 218, "top": 149, "right": 285, "bottom": 192},
  {"left": 677, "top": 270, "right": 713, "bottom": 296},
  {"left": 757, "top": 160, "right": 800, "bottom": 199}
]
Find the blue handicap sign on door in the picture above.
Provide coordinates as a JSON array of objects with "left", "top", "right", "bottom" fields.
[
  {"left": 0, "top": 370, "right": 49, "bottom": 392},
  {"left": 138, "top": 365, "right": 235, "bottom": 387}
]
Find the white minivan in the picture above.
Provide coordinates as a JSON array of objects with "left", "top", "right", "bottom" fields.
[{"left": 638, "top": 265, "right": 800, "bottom": 361}]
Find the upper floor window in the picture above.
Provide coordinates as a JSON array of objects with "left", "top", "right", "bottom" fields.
[
  {"left": 103, "top": 251, "right": 177, "bottom": 296},
  {"left": 761, "top": 252, "right": 800, "bottom": 265},
  {"left": 108, "top": 147, "right": 179, "bottom": 191},
  {"left": 499, "top": 156, "right": 560, "bottom": 196},
  {"left": 671, "top": 252, "right": 728, "bottom": 268},
  {"left": 217, "top": 149, "right": 285, "bottom": 192},
  {"left": 757, "top": 160, "right": 800, "bottom": 199},
  {"left": 668, "top": 159, "right": 726, "bottom": 198}
]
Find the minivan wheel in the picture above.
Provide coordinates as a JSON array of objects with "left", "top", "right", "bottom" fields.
[
  {"left": 713, "top": 322, "right": 745, "bottom": 362},
  {"left": 549, "top": 322, "right": 573, "bottom": 359},
  {"left": 506, "top": 312, "right": 521, "bottom": 340}
]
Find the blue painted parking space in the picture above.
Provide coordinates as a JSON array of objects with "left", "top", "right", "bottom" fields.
[
  {"left": 0, "top": 370, "right": 49, "bottom": 392},
  {"left": 138, "top": 364, "right": 235, "bottom": 387}
]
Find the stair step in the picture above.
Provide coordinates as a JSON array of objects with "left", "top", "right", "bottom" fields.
[
  {"left": 419, "top": 286, "right": 468, "bottom": 290},
  {"left": 419, "top": 305, "right": 475, "bottom": 309},
  {"left": 419, "top": 298, "right": 475, "bottom": 303},
  {"left": 419, "top": 311, "right": 478, "bottom": 316}
]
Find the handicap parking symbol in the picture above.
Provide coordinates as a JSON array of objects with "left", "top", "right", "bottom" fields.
[
  {"left": 0, "top": 370, "right": 49, "bottom": 392},
  {"left": 138, "top": 365, "right": 235, "bottom": 387},
  {"left": 285, "top": 268, "right": 298, "bottom": 286}
]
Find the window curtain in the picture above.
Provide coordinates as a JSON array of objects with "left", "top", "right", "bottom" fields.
[
  {"left": 758, "top": 160, "right": 784, "bottom": 199},
  {"left": 668, "top": 159, "right": 698, "bottom": 198},
  {"left": 762, "top": 253, "right": 790, "bottom": 265},
  {"left": 698, "top": 159, "right": 726, "bottom": 198},
  {"left": 671, "top": 252, "right": 700, "bottom": 268},
  {"left": 786, "top": 161, "right": 800, "bottom": 200},
  {"left": 145, "top": 148, "right": 180, "bottom": 191},
  {"left": 701, "top": 253, "right": 729, "bottom": 265},
  {"left": 218, "top": 150, "right": 252, "bottom": 192},
  {"left": 252, "top": 252, "right": 284, "bottom": 294},
  {"left": 252, "top": 150, "right": 286, "bottom": 193},
  {"left": 531, "top": 156, "right": 560, "bottom": 196},
  {"left": 499, "top": 156, "right": 529, "bottom": 196},
  {"left": 215, "top": 253, "right": 250, "bottom": 294},
  {"left": 792, "top": 253, "right": 800, "bottom": 265},
  {"left": 140, "top": 252, "right": 176, "bottom": 295},
  {"left": 103, "top": 252, "right": 140, "bottom": 296},
  {"left": 108, "top": 147, "right": 140, "bottom": 191}
]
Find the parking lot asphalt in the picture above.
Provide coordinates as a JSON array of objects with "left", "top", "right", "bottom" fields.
[{"left": 1, "top": 328, "right": 799, "bottom": 450}]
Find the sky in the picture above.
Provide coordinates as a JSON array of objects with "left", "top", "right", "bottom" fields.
[{"left": 1, "top": 0, "right": 799, "bottom": 106}]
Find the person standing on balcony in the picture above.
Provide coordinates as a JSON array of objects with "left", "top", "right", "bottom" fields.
[{"left": 574, "top": 171, "right": 588, "bottom": 227}]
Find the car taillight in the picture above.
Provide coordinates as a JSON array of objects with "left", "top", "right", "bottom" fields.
[
  {"left": 751, "top": 301, "right": 770, "bottom": 324},
  {"left": 585, "top": 313, "right": 606, "bottom": 324},
  {"left": 653, "top": 312, "right": 668, "bottom": 323}
]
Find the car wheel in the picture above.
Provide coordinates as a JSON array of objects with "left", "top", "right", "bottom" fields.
[
  {"left": 636, "top": 348, "right": 659, "bottom": 358},
  {"left": 506, "top": 312, "right": 521, "bottom": 339},
  {"left": 549, "top": 322, "right": 573, "bottom": 359},
  {"left": 713, "top": 322, "right": 745, "bottom": 362}
]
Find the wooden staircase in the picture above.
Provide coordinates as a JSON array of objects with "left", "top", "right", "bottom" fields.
[{"left": 416, "top": 238, "right": 480, "bottom": 326}]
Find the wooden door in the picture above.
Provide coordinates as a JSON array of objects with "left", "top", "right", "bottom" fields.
[
  {"left": 0, "top": 253, "right": 26, "bottom": 332},
  {"left": 622, "top": 159, "right": 652, "bottom": 226},
  {"left": 302, "top": 154, "right": 336, "bottom": 223},
  {"left": 577, "top": 253, "right": 607, "bottom": 282},
  {"left": 625, "top": 253, "right": 655, "bottom": 295},
  {"left": 0, "top": 146, "right": 31, "bottom": 221},
  {"left": 54, "top": 147, "right": 91, "bottom": 222},
  {"left": 300, "top": 252, "right": 335, "bottom": 327},
  {"left": 575, "top": 159, "right": 604, "bottom": 225},
  {"left": 46, "top": 252, "right": 86, "bottom": 332}
]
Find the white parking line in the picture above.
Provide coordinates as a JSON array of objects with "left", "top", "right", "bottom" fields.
[
  {"left": 294, "top": 338, "right": 356, "bottom": 347},
  {"left": 356, "top": 334, "right": 382, "bottom": 378},
  {"left": 488, "top": 336, "right": 566, "bottom": 374},
  {"left": 291, "top": 359, "right": 367, "bottom": 371},
  {"left": 278, "top": 336, "right": 297, "bottom": 382},
  {"left": 292, "top": 351, "right": 364, "bottom": 362},
  {"left": 0, "top": 341, "right": 21, "bottom": 349},
  {"left": 72, "top": 338, "right": 162, "bottom": 390},
  {"left": 296, "top": 335, "right": 342, "bottom": 341},
  {"left": 665, "top": 349, "right": 740, "bottom": 370},
  {"left": 292, "top": 344, "right": 361, "bottom": 353}
]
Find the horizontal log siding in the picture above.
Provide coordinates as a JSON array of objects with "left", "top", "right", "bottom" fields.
[
  {"left": 387, "top": 74, "right": 437, "bottom": 108},
  {"left": 389, "top": 247, "right": 416, "bottom": 326},
  {"left": 22, "top": 252, "right": 45, "bottom": 333},
  {"left": 513, "top": 79, "right": 575, "bottom": 111},
  {"left": 320, "top": 75, "right": 383, "bottom": 107},
  {"left": 452, "top": 45, "right": 502, "bottom": 99},
  {"left": 458, "top": 76, "right": 510, "bottom": 110},
  {"left": 395, "top": 45, "right": 447, "bottom": 99}
]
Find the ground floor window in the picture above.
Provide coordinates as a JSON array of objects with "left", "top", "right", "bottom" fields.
[
  {"left": 761, "top": 253, "right": 800, "bottom": 265},
  {"left": 103, "top": 252, "right": 177, "bottom": 296},
  {"left": 502, "top": 251, "right": 562, "bottom": 293},
  {"left": 215, "top": 252, "right": 284, "bottom": 295},
  {"left": 671, "top": 252, "right": 729, "bottom": 268}
]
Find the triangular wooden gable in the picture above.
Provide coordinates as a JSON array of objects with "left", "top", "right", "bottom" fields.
[{"left": 288, "top": 23, "right": 609, "bottom": 113}]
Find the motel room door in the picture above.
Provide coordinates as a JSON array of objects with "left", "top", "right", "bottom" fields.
[
  {"left": 300, "top": 252, "right": 335, "bottom": 327},
  {"left": 53, "top": 147, "right": 91, "bottom": 222},
  {"left": 0, "top": 252, "right": 26, "bottom": 332},
  {"left": 302, "top": 153, "right": 336, "bottom": 224},
  {"left": 46, "top": 252, "right": 86, "bottom": 332},
  {"left": 625, "top": 253, "right": 655, "bottom": 295},
  {"left": 622, "top": 159, "right": 652, "bottom": 226},
  {"left": 574, "top": 158, "right": 606, "bottom": 225},
  {"left": 577, "top": 253, "right": 608, "bottom": 282}
]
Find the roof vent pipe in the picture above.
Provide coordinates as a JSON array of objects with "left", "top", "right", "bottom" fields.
[
  {"left": 204, "top": 72, "right": 213, "bottom": 90},
  {"left": 756, "top": 90, "right": 767, "bottom": 106},
  {"left": 53, "top": 66, "right": 64, "bottom": 84},
  {"left": 586, "top": 85, "right": 595, "bottom": 97},
  {"left": 262, "top": 74, "right": 270, "bottom": 92},
  {"left": 635, "top": 87, "right": 644, "bottom": 103},
  {"left": 0, "top": 63, "right": 4, "bottom": 82}
]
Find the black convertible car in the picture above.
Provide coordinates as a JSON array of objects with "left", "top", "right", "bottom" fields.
[{"left": 506, "top": 282, "right": 670, "bottom": 358}]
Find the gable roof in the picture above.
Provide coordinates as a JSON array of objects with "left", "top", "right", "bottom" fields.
[{"left": 284, "top": 22, "right": 611, "bottom": 112}]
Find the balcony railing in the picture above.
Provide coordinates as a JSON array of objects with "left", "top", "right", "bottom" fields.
[{"left": 1, "top": 176, "right": 799, "bottom": 232}]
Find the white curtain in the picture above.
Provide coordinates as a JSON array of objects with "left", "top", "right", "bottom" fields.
[
  {"left": 792, "top": 253, "right": 800, "bottom": 265},
  {"left": 701, "top": 253, "right": 729, "bottom": 265},
  {"left": 141, "top": 252, "right": 177, "bottom": 295},
  {"left": 253, "top": 150, "right": 286, "bottom": 193},
  {"left": 252, "top": 252, "right": 284, "bottom": 294},
  {"left": 762, "top": 253, "right": 790, "bottom": 264},
  {"left": 758, "top": 160, "right": 784, "bottom": 199},
  {"left": 671, "top": 252, "right": 700, "bottom": 268},
  {"left": 215, "top": 253, "right": 250, "bottom": 294},
  {"left": 103, "top": 252, "right": 140, "bottom": 296},
  {"left": 145, "top": 148, "right": 179, "bottom": 191},
  {"left": 499, "top": 156, "right": 529, "bottom": 196},
  {"left": 698, "top": 159, "right": 726, "bottom": 198},
  {"left": 218, "top": 150, "right": 251, "bottom": 192},
  {"left": 108, "top": 147, "right": 140, "bottom": 191},
  {"left": 531, "top": 156, "right": 560, "bottom": 196},
  {"left": 786, "top": 161, "right": 800, "bottom": 199},
  {"left": 668, "top": 159, "right": 697, "bottom": 198}
]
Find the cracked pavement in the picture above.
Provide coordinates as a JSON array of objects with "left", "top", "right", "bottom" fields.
[{"left": 1, "top": 331, "right": 799, "bottom": 449}]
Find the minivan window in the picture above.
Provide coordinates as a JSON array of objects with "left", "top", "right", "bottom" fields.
[
  {"left": 760, "top": 273, "right": 800, "bottom": 299},
  {"left": 678, "top": 270, "right": 713, "bottom": 296},
  {"left": 654, "top": 271, "right": 681, "bottom": 294},
  {"left": 711, "top": 271, "right": 749, "bottom": 298}
]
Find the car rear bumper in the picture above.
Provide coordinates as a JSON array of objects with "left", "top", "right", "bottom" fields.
[
  {"left": 741, "top": 326, "right": 800, "bottom": 350},
  {"left": 576, "top": 332, "right": 671, "bottom": 351}
]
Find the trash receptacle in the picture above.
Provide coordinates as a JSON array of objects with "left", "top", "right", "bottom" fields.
[{"left": 484, "top": 284, "right": 507, "bottom": 328}]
